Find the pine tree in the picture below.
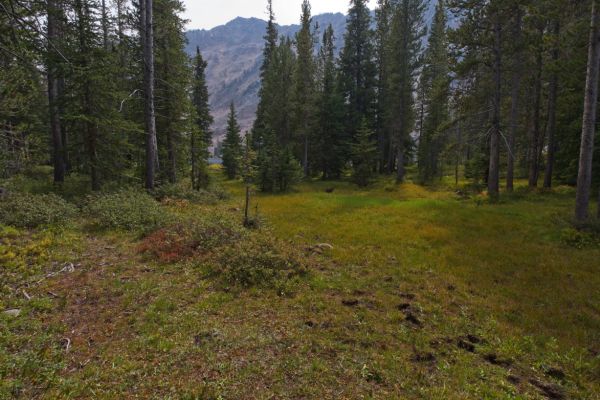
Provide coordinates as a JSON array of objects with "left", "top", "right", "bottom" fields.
[
  {"left": 575, "top": 0, "right": 600, "bottom": 222},
  {"left": 388, "top": 0, "right": 427, "bottom": 182},
  {"left": 46, "top": 0, "right": 66, "bottom": 184},
  {"left": 222, "top": 102, "right": 242, "bottom": 179},
  {"left": 315, "top": 24, "right": 345, "bottom": 179},
  {"left": 253, "top": 0, "right": 279, "bottom": 148},
  {"left": 291, "top": 0, "right": 315, "bottom": 177},
  {"left": 154, "top": 0, "right": 191, "bottom": 184},
  {"left": 374, "top": 0, "right": 393, "bottom": 173},
  {"left": 191, "top": 47, "right": 213, "bottom": 189},
  {"left": 339, "top": 0, "right": 377, "bottom": 141},
  {"left": 418, "top": 0, "right": 450, "bottom": 183},
  {"left": 351, "top": 119, "right": 378, "bottom": 187}
]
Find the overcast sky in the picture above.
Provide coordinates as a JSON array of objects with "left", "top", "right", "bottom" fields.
[{"left": 182, "top": 0, "right": 377, "bottom": 30}]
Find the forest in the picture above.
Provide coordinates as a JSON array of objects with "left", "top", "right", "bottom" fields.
[{"left": 0, "top": 0, "right": 599, "bottom": 398}]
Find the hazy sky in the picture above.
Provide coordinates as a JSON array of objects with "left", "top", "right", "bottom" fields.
[{"left": 182, "top": 0, "right": 377, "bottom": 30}]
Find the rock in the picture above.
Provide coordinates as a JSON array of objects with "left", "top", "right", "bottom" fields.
[
  {"left": 4, "top": 309, "right": 21, "bottom": 317},
  {"left": 315, "top": 243, "right": 334, "bottom": 250}
]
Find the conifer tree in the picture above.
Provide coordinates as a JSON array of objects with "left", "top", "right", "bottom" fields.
[
  {"left": 339, "top": 0, "right": 377, "bottom": 140},
  {"left": 315, "top": 25, "right": 345, "bottom": 179},
  {"left": 191, "top": 46, "right": 213, "bottom": 189},
  {"left": 351, "top": 119, "right": 378, "bottom": 187},
  {"left": 291, "top": 0, "right": 315, "bottom": 177},
  {"left": 222, "top": 102, "right": 242, "bottom": 179},
  {"left": 253, "top": 0, "right": 278, "bottom": 148},
  {"left": 388, "top": 0, "right": 427, "bottom": 182},
  {"left": 374, "top": 0, "right": 393, "bottom": 172},
  {"left": 154, "top": 0, "right": 191, "bottom": 184},
  {"left": 418, "top": 0, "right": 450, "bottom": 183}
]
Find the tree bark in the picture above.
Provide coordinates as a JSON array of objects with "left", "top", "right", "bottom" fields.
[
  {"left": 47, "top": 0, "right": 65, "bottom": 184},
  {"left": 507, "top": 7, "right": 522, "bottom": 192},
  {"left": 396, "top": 143, "right": 404, "bottom": 182},
  {"left": 488, "top": 15, "right": 502, "bottom": 199},
  {"left": 142, "top": 0, "right": 158, "bottom": 190},
  {"left": 544, "top": 21, "right": 560, "bottom": 189},
  {"left": 575, "top": 0, "right": 600, "bottom": 222},
  {"left": 528, "top": 25, "right": 544, "bottom": 188}
]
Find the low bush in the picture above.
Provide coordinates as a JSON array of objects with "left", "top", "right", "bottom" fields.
[
  {"left": 85, "top": 189, "right": 168, "bottom": 233},
  {"left": 139, "top": 212, "right": 308, "bottom": 288},
  {"left": 210, "top": 235, "right": 307, "bottom": 288},
  {"left": 0, "top": 192, "right": 77, "bottom": 228},
  {"left": 152, "top": 183, "right": 220, "bottom": 205},
  {"left": 560, "top": 228, "right": 597, "bottom": 249},
  {"left": 138, "top": 213, "right": 246, "bottom": 263}
]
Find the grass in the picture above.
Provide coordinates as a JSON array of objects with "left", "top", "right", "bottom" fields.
[{"left": 1, "top": 171, "right": 599, "bottom": 399}]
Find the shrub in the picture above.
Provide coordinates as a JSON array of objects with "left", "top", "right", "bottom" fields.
[
  {"left": 138, "top": 213, "right": 246, "bottom": 263},
  {"left": 85, "top": 189, "right": 168, "bottom": 233},
  {"left": 152, "top": 183, "right": 219, "bottom": 205},
  {"left": 210, "top": 235, "right": 307, "bottom": 288},
  {"left": 0, "top": 192, "right": 77, "bottom": 228},
  {"left": 560, "top": 228, "right": 597, "bottom": 249}
]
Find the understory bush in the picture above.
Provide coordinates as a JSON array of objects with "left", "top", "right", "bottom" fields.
[
  {"left": 138, "top": 213, "right": 246, "bottom": 263},
  {"left": 152, "top": 183, "right": 220, "bottom": 204},
  {"left": 0, "top": 192, "right": 77, "bottom": 228},
  {"left": 139, "top": 212, "right": 308, "bottom": 288},
  {"left": 560, "top": 228, "right": 597, "bottom": 249},
  {"left": 85, "top": 189, "right": 168, "bottom": 233},
  {"left": 210, "top": 235, "right": 307, "bottom": 288}
]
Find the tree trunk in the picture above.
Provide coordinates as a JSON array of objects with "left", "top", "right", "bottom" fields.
[
  {"left": 142, "top": 0, "right": 158, "bottom": 190},
  {"left": 528, "top": 26, "right": 544, "bottom": 188},
  {"left": 47, "top": 0, "right": 65, "bottom": 184},
  {"left": 488, "top": 15, "right": 502, "bottom": 199},
  {"left": 303, "top": 122, "right": 309, "bottom": 177},
  {"left": 575, "top": 0, "right": 600, "bottom": 222},
  {"left": 507, "top": 7, "right": 522, "bottom": 192},
  {"left": 396, "top": 143, "right": 404, "bottom": 183},
  {"left": 167, "top": 126, "right": 176, "bottom": 184},
  {"left": 544, "top": 20, "right": 560, "bottom": 189},
  {"left": 101, "top": 0, "right": 109, "bottom": 49},
  {"left": 191, "top": 127, "right": 197, "bottom": 190}
]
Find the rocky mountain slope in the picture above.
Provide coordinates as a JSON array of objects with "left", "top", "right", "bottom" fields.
[
  {"left": 185, "top": 13, "right": 347, "bottom": 141},
  {"left": 185, "top": 6, "right": 437, "bottom": 143}
]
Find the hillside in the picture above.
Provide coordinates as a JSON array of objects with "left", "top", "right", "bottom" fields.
[{"left": 185, "top": 13, "right": 347, "bottom": 141}]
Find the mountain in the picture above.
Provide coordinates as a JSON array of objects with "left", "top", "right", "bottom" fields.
[
  {"left": 185, "top": 6, "right": 437, "bottom": 144},
  {"left": 185, "top": 13, "right": 347, "bottom": 142}
]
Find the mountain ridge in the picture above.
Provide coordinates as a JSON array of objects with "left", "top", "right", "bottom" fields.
[{"left": 185, "top": 12, "right": 348, "bottom": 142}]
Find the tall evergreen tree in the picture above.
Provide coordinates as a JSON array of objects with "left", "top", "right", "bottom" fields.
[
  {"left": 222, "top": 102, "right": 242, "bottom": 179},
  {"left": 191, "top": 46, "right": 213, "bottom": 189},
  {"left": 154, "top": 0, "right": 191, "bottom": 184},
  {"left": 418, "top": 0, "right": 450, "bottom": 183},
  {"left": 339, "top": 0, "right": 377, "bottom": 141},
  {"left": 387, "top": 0, "right": 427, "bottom": 182},
  {"left": 253, "top": 0, "right": 278, "bottom": 148},
  {"left": 575, "top": 0, "right": 600, "bottom": 222},
  {"left": 374, "top": 0, "right": 393, "bottom": 173},
  {"left": 351, "top": 118, "right": 378, "bottom": 187},
  {"left": 141, "top": 0, "right": 158, "bottom": 190},
  {"left": 291, "top": 0, "right": 315, "bottom": 177},
  {"left": 315, "top": 24, "right": 345, "bottom": 179}
]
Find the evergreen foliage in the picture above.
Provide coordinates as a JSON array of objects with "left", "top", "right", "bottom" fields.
[{"left": 222, "top": 103, "right": 243, "bottom": 179}]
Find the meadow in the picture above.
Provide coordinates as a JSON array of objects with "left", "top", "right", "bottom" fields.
[{"left": 1, "top": 171, "right": 599, "bottom": 399}]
